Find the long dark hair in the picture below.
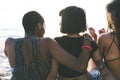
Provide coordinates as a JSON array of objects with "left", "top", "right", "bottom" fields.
[{"left": 107, "top": 0, "right": 120, "bottom": 49}]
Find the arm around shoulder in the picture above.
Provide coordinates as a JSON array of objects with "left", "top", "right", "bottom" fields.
[{"left": 46, "top": 36, "right": 91, "bottom": 72}]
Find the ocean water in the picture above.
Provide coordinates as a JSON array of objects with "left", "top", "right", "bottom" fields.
[
  {"left": 0, "top": 27, "right": 24, "bottom": 40},
  {"left": 0, "top": 27, "right": 59, "bottom": 80},
  {"left": 0, "top": 27, "right": 24, "bottom": 80},
  {"left": 0, "top": 52, "right": 12, "bottom": 80}
]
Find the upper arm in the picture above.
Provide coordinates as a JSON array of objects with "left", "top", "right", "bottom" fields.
[
  {"left": 97, "top": 34, "right": 106, "bottom": 57},
  {"left": 4, "top": 38, "right": 16, "bottom": 67},
  {"left": 4, "top": 38, "right": 12, "bottom": 56},
  {"left": 92, "top": 34, "right": 106, "bottom": 62},
  {"left": 93, "top": 34, "right": 108, "bottom": 63}
]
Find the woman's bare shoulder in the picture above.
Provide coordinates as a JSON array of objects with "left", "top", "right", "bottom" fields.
[
  {"left": 5, "top": 37, "right": 16, "bottom": 43},
  {"left": 98, "top": 33, "right": 112, "bottom": 45},
  {"left": 4, "top": 37, "right": 16, "bottom": 58},
  {"left": 41, "top": 37, "right": 56, "bottom": 44},
  {"left": 5, "top": 37, "right": 16, "bottom": 46},
  {"left": 98, "top": 33, "right": 111, "bottom": 40}
]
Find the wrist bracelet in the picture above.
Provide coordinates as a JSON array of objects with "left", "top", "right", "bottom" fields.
[
  {"left": 81, "top": 45, "right": 92, "bottom": 51},
  {"left": 96, "top": 60, "right": 105, "bottom": 70}
]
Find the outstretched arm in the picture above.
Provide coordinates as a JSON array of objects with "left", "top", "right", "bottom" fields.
[{"left": 47, "top": 34, "right": 92, "bottom": 72}]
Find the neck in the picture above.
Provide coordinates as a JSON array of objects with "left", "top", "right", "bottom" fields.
[
  {"left": 67, "top": 33, "right": 81, "bottom": 38},
  {"left": 24, "top": 33, "right": 36, "bottom": 38}
]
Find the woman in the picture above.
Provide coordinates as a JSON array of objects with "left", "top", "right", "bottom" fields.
[
  {"left": 4, "top": 11, "right": 92, "bottom": 80},
  {"left": 89, "top": 0, "right": 120, "bottom": 80},
  {"left": 48, "top": 6, "right": 98, "bottom": 80}
]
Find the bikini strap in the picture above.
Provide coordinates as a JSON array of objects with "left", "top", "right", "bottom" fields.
[
  {"left": 113, "top": 34, "right": 120, "bottom": 50},
  {"left": 104, "top": 33, "right": 120, "bottom": 63},
  {"left": 104, "top": 33, "right": 114, "bottom": 59}
]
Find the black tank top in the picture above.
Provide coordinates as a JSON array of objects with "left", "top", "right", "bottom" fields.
[{"left": 55, "top": 36, "right": 97, "bottom": 78}]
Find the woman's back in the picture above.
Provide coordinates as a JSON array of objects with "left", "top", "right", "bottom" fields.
[
  {"left": 98, "top": 32, "right": 120, "bottom": 79},
  {"left": 10, "top": 37, "right": 51, "bottom": 80}
]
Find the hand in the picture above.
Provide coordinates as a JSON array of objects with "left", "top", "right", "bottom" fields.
[
  {"left": 88, "top": 27, "right": 97, "bottom": 39},
  {"left": 98, "top": 28, "right": 105, "bottom": 34},
  {"left": 83, "top": 33, "right": 92, "bottom": 45}
]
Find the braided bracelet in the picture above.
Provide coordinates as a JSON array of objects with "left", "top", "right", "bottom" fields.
[{"left": 95, "top": 60, "right": 105, "bottom": 70}]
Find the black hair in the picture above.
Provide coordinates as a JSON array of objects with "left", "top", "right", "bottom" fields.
[
  {"left": 22, "top": 11, "right": 44, "bottom": 34},
  {"left": 59, "top": 6, "right": 86, "bottom": 33}
]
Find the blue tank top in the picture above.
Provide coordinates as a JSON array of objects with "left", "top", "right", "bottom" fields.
[{"left": 11, "top": 38, "right": 51, "bottom": 80}]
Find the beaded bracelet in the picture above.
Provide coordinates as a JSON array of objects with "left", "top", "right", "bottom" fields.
[{"left": 81, "top": 45, "right": 92, "bottom": 51}]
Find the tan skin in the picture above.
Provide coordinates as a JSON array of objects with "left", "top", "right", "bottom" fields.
[
  {"left": 4, "top": 23, "right": 92, "bottom": 79},
  {"left": 87, "top": 27, "right": 105, "bottom": 72},
  {"left": 98, "top": 32, "right": 120, "bottom": 80},
  {"left": 89, "top": 28, "right": 116, "bottom": 80}
]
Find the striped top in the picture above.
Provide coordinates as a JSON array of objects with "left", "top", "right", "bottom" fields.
[{"left": 11, "top": 38, "right": 51, "bottom": 80}]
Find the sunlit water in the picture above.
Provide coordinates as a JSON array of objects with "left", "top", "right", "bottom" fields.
[{"left": 0, "top": 28, "right": 22, "bottom": 80}]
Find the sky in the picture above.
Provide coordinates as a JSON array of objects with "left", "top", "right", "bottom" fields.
[{"left": 0, "top": 0, "right": 112, "bottom": 38}]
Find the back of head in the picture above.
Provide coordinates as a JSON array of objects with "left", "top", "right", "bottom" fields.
[
  {"left": 59, "top": 6, "right": 86, "bottom": 34},
  {"left": 107, "top": 0, "right": 120, "bottom": 31},
  {"left": 22, "top": 11, "right": 44, "bottom": 34}
]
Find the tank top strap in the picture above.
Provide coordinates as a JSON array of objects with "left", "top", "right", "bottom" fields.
[
  {"left": 29, "top": 37, "right": 51, "bottom": 80},
  {"left": 11, "top": 38, "right": 28, "bottom": 80},
  {"left": 15, "top": 38, "right": 26, "bottom": 66},
  {"left": 31, "top": 37, "right": 50, "bottom": 66},
  {"left": 11, "top": 38, "right": 51, "bottom": 80}
]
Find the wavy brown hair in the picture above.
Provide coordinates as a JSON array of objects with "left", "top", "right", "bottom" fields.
[{"left": 106, "top": 0, "right": 120, "bottom": 49}]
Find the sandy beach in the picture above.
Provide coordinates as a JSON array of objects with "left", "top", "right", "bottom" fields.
[{"left": 0, "top": 40, "right": 12, "bottom": 80}]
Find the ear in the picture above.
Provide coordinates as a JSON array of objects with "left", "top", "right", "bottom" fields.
[
  {"left": 35, "top": 23, "right": 45, "bottom": 37},
  {"left": 37, "top": 23, "right": 42, "bottom": 30}
]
